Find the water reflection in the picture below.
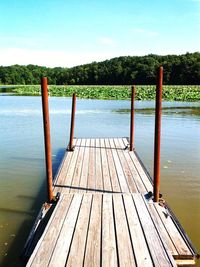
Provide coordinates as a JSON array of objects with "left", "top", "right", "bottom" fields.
[
  {"left": 0, "top": 86, "right": 16, "bottom": 95},
  {"left": 113, "top": 106, "right": 200, "bottom": 117}
]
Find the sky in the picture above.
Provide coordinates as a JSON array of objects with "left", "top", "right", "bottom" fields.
[{"left": 0, "top": 0, "right": 199, "bottom": 67}]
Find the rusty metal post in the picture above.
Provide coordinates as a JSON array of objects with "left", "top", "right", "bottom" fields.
[
  {"left": 130, "top": 86, "right": 135, "bottom": 151},
  {"left": 41, "top": 77, "right": 54, "bottom": 203},
  {"left": 153, "top": 67, "right": 163, "bottom": 202},
  {"left": 68, "top": 93, "right": 76, "bottom": 151}
]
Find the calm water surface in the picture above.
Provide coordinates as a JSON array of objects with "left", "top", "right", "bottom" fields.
[{"left": 0, "top": 95, "right": 200, "bottom": 266}]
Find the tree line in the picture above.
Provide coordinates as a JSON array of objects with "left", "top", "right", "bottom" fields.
[{"left": 0, "top": 52, "right": 199, "bottom": 85}]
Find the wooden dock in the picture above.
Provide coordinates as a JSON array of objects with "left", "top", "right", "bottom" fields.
[
  {"left": 23, "top": 72, "right": 198, "bottom": 266},
  {"left": 26, "top": 138, "right": 197, "bottom": 266}
]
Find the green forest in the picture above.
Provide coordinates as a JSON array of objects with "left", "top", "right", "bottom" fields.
[{"left": 0, "top": 52, "right": 199, "bottom": 85}]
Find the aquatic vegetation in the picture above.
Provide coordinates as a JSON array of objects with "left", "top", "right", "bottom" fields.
[{"left": 12, "top": 85, "right": 200, "bottom": 101}]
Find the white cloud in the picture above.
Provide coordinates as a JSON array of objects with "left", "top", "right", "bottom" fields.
[
  {"left": 0, "top": 48, "right": 118, "bottom": 67},
  {"left": 0, "top": 44, "right": 198, "bottom": 68},
  {"left": 0, "top": 35, "right": 47, "bottom": 48}
]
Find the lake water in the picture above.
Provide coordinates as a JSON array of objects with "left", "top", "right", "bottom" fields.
[{"left": 0, "top": 95, "right": 200, "bottom": 266}]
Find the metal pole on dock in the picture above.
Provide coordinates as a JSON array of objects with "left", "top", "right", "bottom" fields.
[
  {"left": 153, "top": 67, "right": 163, "bottom": 202},
  {"left": 130, "top": 86, "right": 135, "bottom": 151},
  {"left": 41, "top": 77, "right": 54, "bottom": 203},
  {"left": 68, "top": 93, "right": 76, "bottom": 151}
]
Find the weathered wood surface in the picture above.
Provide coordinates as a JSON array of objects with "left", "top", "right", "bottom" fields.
[
  {"left": 27, "top": 193, "right": 177, "bottom": 267},
  {"left": 53, "top": 138, "right": 152, "bottom": 194},
  {"left": 26, "top": 138, "right": 197, "bottom": 266}
]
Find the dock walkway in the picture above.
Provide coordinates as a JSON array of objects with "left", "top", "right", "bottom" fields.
[
  {"left": 53, "top": 138, "right": 152, "bottom": 195},
  {"left": 26, "top": 138, "right": 197, "bottom": 266}
]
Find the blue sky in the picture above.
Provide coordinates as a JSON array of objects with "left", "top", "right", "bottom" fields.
[{"left": 0, "top": 0, "right": 199, "bottom": 67}]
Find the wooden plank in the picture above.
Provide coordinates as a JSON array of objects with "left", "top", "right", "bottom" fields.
[
  {"left": 117, "top": 138, "right": 147, "bottom": 193},
  {"left": 79, "top": 139, "right": 90, "bottom": 193},
  {"left": 133, "top": 194, "right": 177, "bottom": 267},
  {"left": 109, "top": 138, "right": 130, "bottom": 193},
  {"left": 113, "top": 194, "right": 136, "bottom": 266},
  {"left": 175, "top": 259, "right": 196, "bottom": 265},
  {"left": 113, "top": 138, "right": 138, "bottom": 193},
  {"left": 87, "top": 138, "right": 96, "bottom": 192},
  {"left": 102, "top": 194, "right": 118, "bottom": 267},
  {"left": 129, "top": 151, "right": 153, "bottom": 192},
  {"left": 122, "top": 138, "right": 153, "bottom": 192},
  {"left": 53, "top": 139, "right": 77, "bottom": 193},
  {"left": 27, "top": 194, "right": 73, "bottom": 267},
  {"left": 148, "top": 202, "right": 179, "bottom": 256},
  {"left": 123, "top": 194, "right": 154, "bottom": 267},
  {"left": 66, "top": 194, "right": 92, "bottom": 266},
  {"left": 26, "top": 199, "right": 61, "bottom": 266},
  {"left": 70, "top": 139, "right": 86, "bottom": 193},
  {"left": 111, "top": 138, "right": 122, "bottom": 150},
  {"left": 61, "top": 139, "right": 81, "bottom": 193},
  {"left": 95, "top": 139, "right": 103, "bottom": 192},
  {"left": 48, "top": 194, "right": 83, "bottom": 267},
  {"left": 104, "top": 138, "right": 121, "bottom": 193},
  {"left": 53, "top": 152, "right": 72, "bottom": 188},
  {"left": 84, "top": 194, "right": 102, "bottom": 266},
  {"left": 154, "top": 202, "right": 192, "bottom": 257},
  {"left": 100, "top": 139, "right": 112, "bottom": 192}
]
